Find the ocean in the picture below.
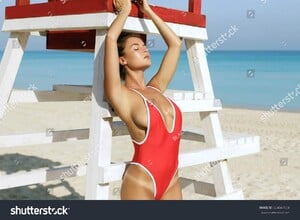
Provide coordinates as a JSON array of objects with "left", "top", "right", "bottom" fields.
[{"left": 0, "top": 50, "right": 299, "bottom": 111}]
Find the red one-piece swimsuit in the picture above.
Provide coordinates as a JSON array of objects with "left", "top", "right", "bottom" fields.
[{"left": 130, "top": 86, "right": 182, "bottom": 200}]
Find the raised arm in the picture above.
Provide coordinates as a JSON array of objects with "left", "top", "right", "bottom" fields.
[
  {"left": 139, "top": 0, "right": 182, "bottom": 93},
  {"left": 104, "top": 0, "right": 131, "bottom": 119}
]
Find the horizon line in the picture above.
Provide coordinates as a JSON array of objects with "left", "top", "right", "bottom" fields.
[{"left": 1, "top": 49, "right": 300, "bottom": 52}]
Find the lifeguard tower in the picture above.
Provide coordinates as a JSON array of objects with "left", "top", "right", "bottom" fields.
[{"left": 0, "top": 0, "right": 259, "bottom": 199}]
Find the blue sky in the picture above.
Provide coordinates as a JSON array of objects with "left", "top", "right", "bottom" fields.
[{"left": 0, "top": 0, "right": 300, "bottom": 50}]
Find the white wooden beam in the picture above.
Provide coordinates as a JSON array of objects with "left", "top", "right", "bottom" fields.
[
  {"left": 185, "top": 40, "right": 213, "bottom": 96},
  {"left": 0, "top": 32, "right": 29, "bottom": 119},
  {"left": 212, "top": 161, "right": 234, "bottom": 196},
  {"left": 180, "top": 177, "right": 216, "bottom": 197},
  {"left": 0, "top": 132, "right": 53, "bottom": 148},
  {"left": 0, "top": 129, "right": 89, "bottom": 148},
  {"left": 9, "top": 90, "right": 39, "bottom": 103},
  {"left": 0, "top": 122, "right": 128, "bottom": 148},
  {"left": 17, "top": 86, "right": 223, "bottom": 112},
  {"left": 2, "top": 13, "right": 208, "bottom": 40},
  {"left": 85, "top": 30, "right": 112, "bottom": 200},
  {"left": 176, "top": 100, "right": 221, "bottom": 112},
  {"left": 0, "top": 165, "right": 87, "bottom": 190},
  {"left": 8, "top": 90, "right": 91, "bottom": 103},
  {"left": 199, "top": 112, "right": 224, "bottom": 148},
  {"left": 178, "top": 141, "right": 259, "bottom": 168},
  {"left": 98, "top": 163, "right": 127, "bottom": 185}
]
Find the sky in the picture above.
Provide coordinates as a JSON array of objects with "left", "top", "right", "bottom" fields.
[{"left": 0, "top": 0, "right": 300, "bottom": 51}]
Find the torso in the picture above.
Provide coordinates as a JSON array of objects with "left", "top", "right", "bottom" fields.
[
  {"left": 126, "top": 86, "right": 175, "bottom": 142},
  {"left": 124, "top": 85, "right": 182, "bottom": 199}
]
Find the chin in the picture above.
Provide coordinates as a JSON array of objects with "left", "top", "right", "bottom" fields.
[{"left": 145, "top": 63, "right": 151, "bottom": 69}]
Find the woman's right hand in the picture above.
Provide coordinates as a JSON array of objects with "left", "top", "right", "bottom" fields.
[{"left": 113, "top": 0, "right": 132, "bottom": 13}]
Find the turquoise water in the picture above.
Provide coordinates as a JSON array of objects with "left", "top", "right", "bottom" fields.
[{"left": 0, "top": 50, "right": 299, "bottom": 111}]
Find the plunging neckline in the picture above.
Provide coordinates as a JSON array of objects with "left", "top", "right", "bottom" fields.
[{"left": 131, "top": 86, "right": 176, "bottom": 134}]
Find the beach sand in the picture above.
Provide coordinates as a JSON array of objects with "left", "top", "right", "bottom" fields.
[{"left": 0, "top": 100, "right": 299, "bottom": 200}]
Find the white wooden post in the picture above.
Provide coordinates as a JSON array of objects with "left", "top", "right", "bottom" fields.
[
  {"left": 185, "top": 39, "right": 235, "bottom": 197},
  {"left": 185, "top": 39, "right": 224, "bottom": 148},
  {"left": 212, "top": 160, "right": 234, "bottom": 196},
  {"left": 0, "top": 32, "right": 29, "bottom": 119},
  {"left": 85, "top": 29, "right": 112, "bottom": 200}
]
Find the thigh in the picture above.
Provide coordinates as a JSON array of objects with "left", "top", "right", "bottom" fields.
[
  {"left": 161, "top": 172, "right": 182, "bottom": 200},
  {"left": 120, "top": 164, "right": 155, "bottom": 200}
]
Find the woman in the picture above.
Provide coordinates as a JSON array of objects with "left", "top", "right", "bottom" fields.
[{"left": 104, "top": 0, "right": 182, "bottom": 200}]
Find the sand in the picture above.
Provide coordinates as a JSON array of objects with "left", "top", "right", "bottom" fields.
[{"left": 0, "top": 100, "right": 299, "bottom": 200}]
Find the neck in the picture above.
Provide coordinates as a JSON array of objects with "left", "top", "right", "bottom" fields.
[{"left": 125, "top": 70, "right": 147, "bottom": 90}]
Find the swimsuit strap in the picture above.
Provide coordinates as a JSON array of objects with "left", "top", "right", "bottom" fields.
[
  {"left": 129, "top": 88, "right": 148, "bottom": 102},
  {"left": 147, "top": 85, "right": 161, "bottom": 93}
]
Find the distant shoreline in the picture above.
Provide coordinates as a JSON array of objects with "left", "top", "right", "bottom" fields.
[
  {"left": 223, "top": 106, "right": 300, "bottom": 114},
  {"left": 2, "top": 50, "right": 300, "bottom": 53}
]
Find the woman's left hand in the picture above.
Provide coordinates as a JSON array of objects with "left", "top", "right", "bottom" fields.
[{"left": 134, "top": 0, "right": 151, "bottom": 14}]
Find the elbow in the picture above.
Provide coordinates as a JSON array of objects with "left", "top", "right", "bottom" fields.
[
  {"left": 170, "top": 37, "right": 182, "bottom": 49},
  {"left": 175, "top": 37, "right": 182, "bottom": 47}
]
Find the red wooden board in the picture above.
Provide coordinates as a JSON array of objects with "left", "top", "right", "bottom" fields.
[
  {"left": 46, "top": 29, "right": 148, "bottom": 51},
  {"left": 16, "top": 0, "right": 30, "bottom": 6},
  {"left": 46, "top": 30, "right": 95, "bottom": 51},
  {"left": 6, "top": 0, "right": 206, "bottom": 28},
  {"left": 189, "top": 0, "right": 201, "bottom": 14}
]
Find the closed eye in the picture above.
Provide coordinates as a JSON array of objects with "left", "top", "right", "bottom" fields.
[{"left": 131, "top": 43, "right": 143, "bottom": 51}]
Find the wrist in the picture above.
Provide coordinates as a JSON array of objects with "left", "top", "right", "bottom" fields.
[
  {"left": 143, "top": 6, "right": 152, "bottom": 15},
  {"left": 118, "top": 6, "right": 131, "bottom": 15}
]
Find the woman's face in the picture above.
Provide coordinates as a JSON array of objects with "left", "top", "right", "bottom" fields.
[{"left": 120, "top": 36, "right": 151, "bottom": 72}]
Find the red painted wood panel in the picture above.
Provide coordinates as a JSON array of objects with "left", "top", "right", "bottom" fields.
[
  {"left": 6, "top": 0, "right": 114, "bottom": 19},
  {"left": 6, "top": 0, "right": 206, "bottom": 27},
  {"left": 46, "top": 30, "right": 95, "bottom": 51},
  {"left": 16, "top": 0, "right": 30, "bottom": 6},
  {"left": 46, "top": 30, "right": 148, "bottom": 51},
  {"left": 189, "top": 0, "right": 201, "bottom": 14}
]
